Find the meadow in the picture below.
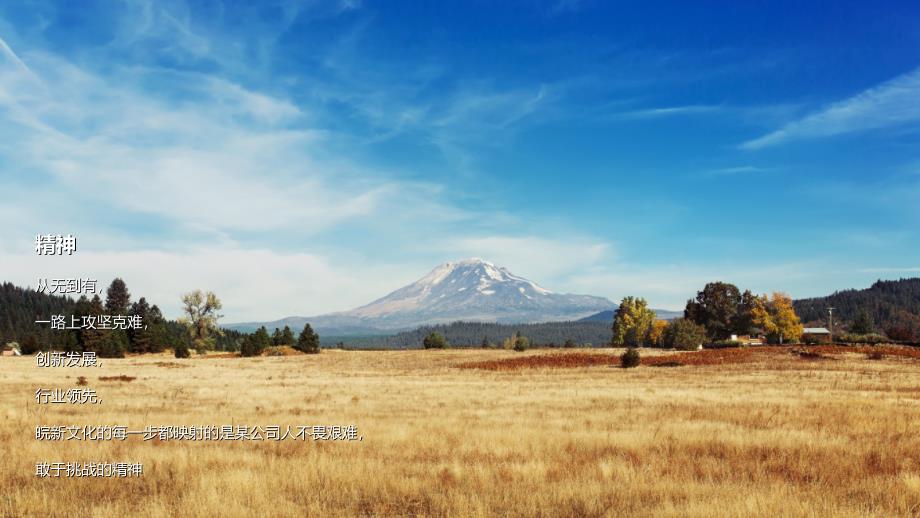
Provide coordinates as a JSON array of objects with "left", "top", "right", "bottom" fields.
[{"left": 1, "top": 347, "right": 919, "bottom": 517}]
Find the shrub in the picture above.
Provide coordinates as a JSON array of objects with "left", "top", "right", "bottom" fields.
[
  {"left": 174, "top": 342, "right": 191, "bottom": 358},
  {"left": 423, "top": 332, "right": 448, "bottom": 349},
  {"left": 621, "top": 347, "right": 640, "bottom": 368},
  {"left": 512, "top": 335, "right": 530, "bottom": 352},
  {"left": 839, "top": 333, "right": 888, "bottom": 345},
  {"left": 663, "top": 318, "right": 708, "bottom": 351},
  {"left": 563, "top": 339, "right": 576, "bottom": 348}
]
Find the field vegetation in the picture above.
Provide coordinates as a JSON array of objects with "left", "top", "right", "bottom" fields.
[{"left": 2, "top": 347, "right": 919, "bottom": 517}]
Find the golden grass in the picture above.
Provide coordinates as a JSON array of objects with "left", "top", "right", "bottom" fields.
[{"left": 1, "top": 348, "right": 919, "bottom": 517}]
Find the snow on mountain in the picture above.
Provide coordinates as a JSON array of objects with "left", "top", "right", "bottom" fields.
[{"left": 231, "top": 258, "right": 614, "bottom": 334}]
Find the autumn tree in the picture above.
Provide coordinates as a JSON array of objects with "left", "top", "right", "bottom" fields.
[
  {"left": 751, "top": 292, "right": 803, "bottom": 344},
  {"left": 178, "top": 290, "right": 223, "bottom": 355},
  {"left": 612, "top": 296, "right": 656, "bottom": 347},
  {"left": 648, "top": 320, "right": 669, "bottom": 347}
]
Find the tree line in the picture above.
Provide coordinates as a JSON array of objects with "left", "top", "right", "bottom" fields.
[
  {"left": 323, "top": 320, "right": 614, "bottom": 349},
  {"left": 1, "top": 279, "right": 322, "bottom": 357},
  {"left": 612, "top": 283, "right": 806, "bottom": 350}
]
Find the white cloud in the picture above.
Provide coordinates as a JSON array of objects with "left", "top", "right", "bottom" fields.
[
  {"left": 742, "top": 66, "right": 920, "bottom": 149},
  {"left": 0, "top": 247, "right": 411, "bottom": 322}
]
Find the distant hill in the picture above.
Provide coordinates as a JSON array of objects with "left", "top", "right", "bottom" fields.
[
  {"left": 794, "top": 278, "right": 920, "bottom": 335},
  {"left": 578, "top": 308, "right": 682, "bottom": 323},
  {"left": 319, "top": 320, "right": 616, "bottom": 349}
]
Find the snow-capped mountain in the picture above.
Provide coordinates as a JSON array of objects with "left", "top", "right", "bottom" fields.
[{"left": 230, "top": 258, "right": 614, "bottom": 334}]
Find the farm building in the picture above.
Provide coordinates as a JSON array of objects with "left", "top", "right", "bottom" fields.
[{"left": 802, "top": 327, "right": 832, "bottom": 343}]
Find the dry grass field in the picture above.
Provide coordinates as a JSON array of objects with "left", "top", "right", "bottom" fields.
[{"left": 1, "top": 347, "right": 919, "bottom": 517}]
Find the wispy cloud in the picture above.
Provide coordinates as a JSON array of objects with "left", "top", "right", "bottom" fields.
[
  {"left": 742, "top": 66, "right": 920, "bottom": 149},
  {"left": 705, "top": 165, "right": 770, "bottom": 176},
  {"left": 617, "top": 104, "right": 722, "bottom": 119}
]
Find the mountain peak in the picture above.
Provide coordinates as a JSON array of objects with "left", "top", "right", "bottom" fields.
[
  {"left": 228, "top": 259, "right": 615, "bottom": 334},
  {"left": 328, "top": 258, "right": 609, "bottom": 329}
]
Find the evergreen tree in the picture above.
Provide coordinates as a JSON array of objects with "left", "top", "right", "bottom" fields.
[
  {"left": 20, "top": 334, "right": 40, "bottom": 355},
  {"left": 296, "top": 323, "right": 321, "bottom": 354},
  {"left": 272, "top": 327, "right": 284, "bottom": 346},
  {"left": 81, "top": 295, "right": 106, "bottom": 353},
  {"left": 240, "top": 334, "right": 262, "bottom": 357},
  {"left": 105, "top": 278, "right": 131, "bottom": 315},
  {"left": 97, "top": 330, "right": 128, "bottom": 358},
  {"left": 147, "top": 305, "right": 169, "bottom": 353},
  {"left": 128, "top": 297, "right": 152, "bottom": 353},
  {"left": 850, "top": 309, "right": 875, "bottom": 334},
  {"left": 281, "top": 326, "right": 295, "bottom": 345},
  {"left": 254, "top": 326, "right": 272, "bottom": 350}
]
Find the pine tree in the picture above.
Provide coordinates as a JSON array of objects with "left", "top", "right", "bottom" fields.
[
  {"left": 850, "top": 310, "right": 875, "bottom": 334},
  {"left": 20, "top": 334, "right": 40, "bottom": 355},
  {"left": 296, "top": 323, "right": 320, "bottom": 354},
  {"left": 281, "top": 326, "right": 295, "bottom": 345},
  {"left": 81, "top": 295, "right": 106, "bottom": 353},
  {"left": 272, "top": 327, "right": 283, "bottom": 346},
  {"left": 128, "top": 297, "right": 152, "bottom": 353},
  {"left": 105, "top": 278, "right": 131, "bottom": 315}
]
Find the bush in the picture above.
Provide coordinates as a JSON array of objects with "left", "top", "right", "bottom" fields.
[
  {"left": 423, "top": 332, "right": 448, "bottom": 349},
  {"left": 563, "top": 339, "right": 576, "bottom": 348},
  {"left": 512, "top": 335, "right": 530, "bottom": 352},
  {"left": 663, "top": 318, "right": 708, "bottom": 350},
  {"left": 621, "top": 347, "right": 640, "bottom": 368},
  {"left": 839, "top": 333, "right": 889, "bottom": 344},
  {"left": 174, "top": 342, "right": 191, "bottom": 358}
]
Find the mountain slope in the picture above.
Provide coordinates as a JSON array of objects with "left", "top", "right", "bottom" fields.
[
  {"left": 230, "top": 258, "right": 614, "bottom": 334},
  {"left": 793, "top": 278, "right": 920, "bottom": 334}
]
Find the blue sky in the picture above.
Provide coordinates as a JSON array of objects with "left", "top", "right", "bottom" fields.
[{"left": 1, "top": 0, "right": 919, "bottom": 321}]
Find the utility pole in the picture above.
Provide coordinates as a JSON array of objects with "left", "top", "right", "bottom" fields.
[{"left": 828, "top": 307, "right": 835, "bottom": 344}]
